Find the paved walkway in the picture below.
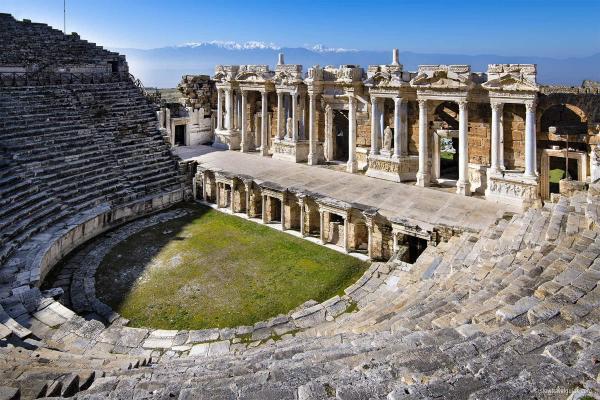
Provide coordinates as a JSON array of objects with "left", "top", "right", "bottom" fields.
[{"left": 174, "top": 145, "right": 521, "bottom": 232}]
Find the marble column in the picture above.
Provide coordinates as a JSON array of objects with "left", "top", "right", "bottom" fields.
[
  {"left": 401, "top": 100, "right": 408, "bottom": 156},
  {"left": 457, "top": 100, "right": 470, "bottom": 195},
  {"left": 524, "top": 100, "right": 537, "bottom": 178},
  {"left": 490, "top": 101, "right": 503, "bottom": 173},
  {"left": 216, "top": 89, "right": 223, "bottom": 131},
  {"left": 260, "top": 91, "right": 269, "bottom": 156},
  {"left": 230, "top": 183, "right": 235, "bottom": 213},
  {"left": 277, "top": 92, "right": 284, "bottom": 140},
  {"left": 299, "top": 200, "right": 306, "bottom": 236},
  {"left": 308, "top": 93, "right": 317, "bottom": 165},
  {"left": 416, "top": 99, "right": 430, "bottom": 186},
  {"left": 233, "top": 92, "right": 239, "bottom": 130},
  {"left": 393, "top": 97, "right": 402, "bottom": 158},
  {"left": 319, "top": 211, "right": 325, "bottom": 244},
  {"left": 280, "top": 197, "right": 286, "bottom": 231},
  {"left": 366, "top": 222, "right": 373, "bottom": 260},
  {"left": 215, "top": 182, "right": 221, "bottom": 207},
  {"left": 262, "top": 195, "right": 268, "bottom": 223},
  {"left": 370, "top": 96, "right": 380, "bottom": 156},
  {"left": 499, "top": 111, "right": 505, "bottom": 170},
  {"left": 392, "top": 232, "right": 399, "bottom": 253},
  {"left": 343, "top": 216, "right": 349, "bottom": 253},
  {"left": 245, "top": 183, "right": 251, "bottom": 217},
  {"left": 202, "top": 174, "right": 207, "bottom": 201},
  {"left": 379, "top": 99, "right": 385, "bottom": 145},
  {"left": 240, "top": 90, "right": 248, "bottom": 152},
  {"left": 347, "top": 97, "right": 358, "bottom": 173},
  {"left": 291, "top": 93, "right": 298, "bottom": 142},
  {"left": 225, "top": 89, "right": 233, "bottom": 131}
]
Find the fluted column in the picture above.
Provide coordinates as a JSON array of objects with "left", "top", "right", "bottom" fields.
[
  {"left": 240, "top": 90, "right": 248, "bottom": 152},
  {"left": 416, "top": 99, "right": 430, "bottom": 186},
  {"left": 379, "top": 99, "right": 385, "bottom": 143},
  {"left": 343, "top": 216, "right": 349, "bottom": 253},
  {"left": 291, "top": 93, "right": 298, "bottom": 142},
  {"left": 490, "top": 101, "right": 503, "bottom": 173},
  {"left": 393, "top": 97, "right": 402, "bottom": 158},
  {"left": 401, "top": 99, "right": 408, "bottom": 156},
  {"left": 299, "top": 200, "right": 306, "bottom": 236},
  {"left": 524, "top": 100, "right": 537, "bottom": 178},
  {"left": 308, "top": 93, "right": 317, "bottom": 165},
  {"left": 347, "top": 97, "right": 358, "bottom": 173},
  {"left": 260, "top": 91, "right": 269, "bottom": 156},
  {"left": 370, "top": 96, "right": 380, "bottom": 155},
  {"left": 225, "top": 89, "right": 233, "bottom": 130},
  {"left": 457, "top": 100, "right": 470, "bottom": 195},
  {"left": 277, "top": 92, "right": 284, "bottom": 140},
  {"left": 216, "top": 89, "right": 223, "bottom": 130}
]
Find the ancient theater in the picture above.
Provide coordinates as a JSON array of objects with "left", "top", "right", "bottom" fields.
[{"left": 1, "top": 12, "right": 600, "bottom": 400}]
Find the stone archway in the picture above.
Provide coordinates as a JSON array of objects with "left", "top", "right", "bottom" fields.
[{"left": 431, "top": 101, "right": 460, "bottom": 182}]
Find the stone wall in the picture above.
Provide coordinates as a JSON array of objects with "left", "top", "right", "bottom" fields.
[
  {"left": 467, "top": 103, "right": 492, "bottom": 165},
  {"left": 37, "top": 190, "right": 184, "bottom": 284},
  {"left": 503, "top": 104, "right": 526, "bottom": 169}
]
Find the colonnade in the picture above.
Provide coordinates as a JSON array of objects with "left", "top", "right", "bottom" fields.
[
  {"left": 217, "top": 87, "right": 539, "bottom": 192},
  {"left": 410, "top": 98, "right": 537, "bottom": 194}
]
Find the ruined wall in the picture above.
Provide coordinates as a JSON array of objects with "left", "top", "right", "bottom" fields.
[
  {"left": 467, "top": 103, "right": 491, "bottom": 165},
  {"left": 356, "top": 111, "right": 370, "bottom": 148},
  {"left": 407, "top": 101, "right": 420, "bottom": 155},
  {"left": 503, "top": 104, "right": 526, "bottom": 170},
  {"left": 371, "top": 222, "right": 393, "bottom": 261},
  {"left": 233, "top": 185, "right": 246, "bottom": 213}
]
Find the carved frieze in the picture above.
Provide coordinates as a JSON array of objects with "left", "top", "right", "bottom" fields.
[
  {"left": 483, "top": 63, "right": 538, "bottom": 93},
  {"left": 410, "top": 65, "right": 473, "bottom": 91}
]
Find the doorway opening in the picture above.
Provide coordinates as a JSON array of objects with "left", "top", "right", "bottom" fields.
[
  {"left": 174, "top": 125, "right": 185, "bottom": 146},
  {"left": 396, "top": 234, "right": 428, "bottom": 264},
  {"left": 333, "top": 110, "right": 349, "bottom": 162}
]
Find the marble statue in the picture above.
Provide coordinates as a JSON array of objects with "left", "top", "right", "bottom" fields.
[{"left": 383, "top": 126, "right": 393, "bottom": 152}]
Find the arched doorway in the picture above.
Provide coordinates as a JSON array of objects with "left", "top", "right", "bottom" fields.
[
  {"left": 432, "top": 101, "right": 459, "bottom": 182},
  {"left": 332, "top": 110, "right": 349, "bottom": 162}
]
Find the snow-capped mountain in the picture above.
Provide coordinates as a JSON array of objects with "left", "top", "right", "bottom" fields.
[{"left": 112, "top": 42, "right": 600, "bottom": 89}]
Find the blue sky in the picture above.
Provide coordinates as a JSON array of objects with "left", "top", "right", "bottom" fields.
[{"left": 3, "top": 0, "right": 599, "bottom": 57}]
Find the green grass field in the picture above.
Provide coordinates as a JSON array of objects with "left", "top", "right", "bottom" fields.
[{"left": 96, "top": 204, "right": 368, "bottom": 330}]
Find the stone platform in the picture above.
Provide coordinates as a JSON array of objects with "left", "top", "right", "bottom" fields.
[{"left": 174, "top": 145, "right": 520, "bottom": 233}]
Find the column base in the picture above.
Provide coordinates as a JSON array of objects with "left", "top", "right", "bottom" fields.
[
  {"left": 308, "top": 153, "right": 318, "bottom": 166},
  {"left": 347, "top": 159, "right": 358, "bottom": 173},
  {"left": 260, "top": 146, "right": 269, "bottom": 157},
  {"left": 416, "top": 172, "right": 430, "bottom": 187},
  {"left": 456, "top": 181, "right": 471, "bottom": 196}
]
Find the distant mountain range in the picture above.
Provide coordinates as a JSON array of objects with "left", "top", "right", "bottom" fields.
[{"left": 112, "top": 42, "right": 600, "bottom": 89}]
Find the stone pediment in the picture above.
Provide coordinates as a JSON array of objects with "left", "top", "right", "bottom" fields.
[
  {"left": 274, "top": 64, "right": 303, "bottom": 85},
  {"left": 482, "top": 73, "right": 539, "bottom": 92},
  {"left": 213, "top": 65, "right": 240, "bottom": 82},
  {"left": 410, "top": 65, "right": 473, "bottom": 90},
  {"left": 483, "top": 64, "right": 539, "bottom": 92},
  {"left": 234, "top": 65, "right": 274, "bottom": 83},
  {"left": 318, "top": 65, "right": 363, "bottom": 84},
  {"left": 364, "top": 65, "right": 407, "bottom": 88}
]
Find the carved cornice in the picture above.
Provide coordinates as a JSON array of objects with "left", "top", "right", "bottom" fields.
[{"left": 410, "top": 65, "right": 474, "bottom": 91}]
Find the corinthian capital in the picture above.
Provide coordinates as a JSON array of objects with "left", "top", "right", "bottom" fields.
[
  {"left": 525, "top": 100, "right": 536, "bottom": 112},
  {"left": 490, "top": 101, "right": 504, "bottom": 112}
]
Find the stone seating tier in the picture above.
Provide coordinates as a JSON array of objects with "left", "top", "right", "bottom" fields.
[
  {"left": 0, "top": 81, "right": 187, "bottom": 264},
  {"left": 0, "top": 13, "right": 123, "bottom": 71},
  {"left": 0, "top": 179, "right": 598, "bottom": 398}
]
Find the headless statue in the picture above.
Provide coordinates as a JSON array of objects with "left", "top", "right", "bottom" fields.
[
  {"left": 286, "top": 117, "right": 293, "bottom": 139},
  {"left": 383, "top": 126, "right": 393, "bottom": 152}
]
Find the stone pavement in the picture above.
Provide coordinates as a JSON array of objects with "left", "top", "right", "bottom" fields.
[{"left": 175, "top": 145, "right": 520, "bottom": 233}]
